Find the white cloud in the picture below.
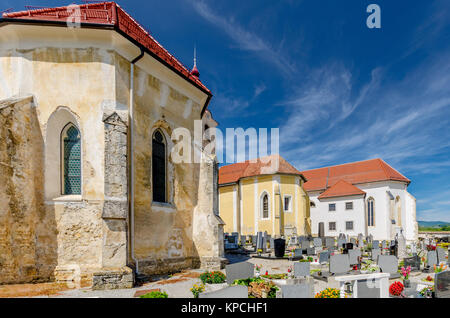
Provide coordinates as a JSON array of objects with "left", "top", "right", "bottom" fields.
[{"left": 188, "top": 0, "right": 296, "bottom": 75}]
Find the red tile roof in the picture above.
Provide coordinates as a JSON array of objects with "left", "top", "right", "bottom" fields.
[
  {"left": 1, "top": 2, "right": 211, "bottom": 96},
  {"left": 302, "top": 158, "right": 410, "bottom": 192},
  {"left": 219, "top": 155, "right": 306, "bottom": 185},
  {"left": 318, "top": 179, "right": 366, "bottom": 200}
]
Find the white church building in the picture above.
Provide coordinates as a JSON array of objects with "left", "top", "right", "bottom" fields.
[{"left": 302, "top": 159, "right": 418, "bottom": 243}]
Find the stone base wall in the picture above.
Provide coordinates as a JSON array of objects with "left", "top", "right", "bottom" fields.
[
  {"left": 138, "top": 257, "right": 200, "bottom": 276},
  {"left": 92, "top": 267, "right": 134, "bottom": 290}
]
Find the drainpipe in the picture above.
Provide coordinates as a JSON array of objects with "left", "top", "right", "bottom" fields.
[{"left": 129, "top": 48, "right": 144, "bottom": 274}]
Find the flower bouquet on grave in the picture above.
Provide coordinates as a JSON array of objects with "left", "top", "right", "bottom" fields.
[
  {"left": 434, "top": 263, "right": 447, "bottom": 273},
  {"left": 419, "top": 286, "right": 434, "bottom": 298},
  {"left": 315, "top": 288, "right": 341, "bottom": 298},
  {"left": 401, "top": 266, "right": 412, "bottom": 288},
  {"left": 389, "top": 281, "right": 405, "bottom": 297},
  {"left": 255, "top": 264, "right": 262, "bottom": 277}
]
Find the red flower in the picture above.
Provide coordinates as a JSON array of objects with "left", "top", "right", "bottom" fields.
[{"left": 389, "top": 282, "right": 404, "bottom": 296}]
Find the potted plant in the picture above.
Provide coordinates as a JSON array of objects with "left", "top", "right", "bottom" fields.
[
  {"left": 400, "top": 266, "right": 411, "bottom": 288},
  {"left": 315, "top": 288, "right": 341, "bottom": 298}
]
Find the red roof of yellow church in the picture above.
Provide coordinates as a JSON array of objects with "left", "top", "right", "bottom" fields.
[
  {"left": 302, "top": 158, "right": 410, "bottom": 192},
  {"left": 1, "top": 2, "right": 211, "bottom": 97},
  {"left": 219, "top": 155, "right": 306, "bottom": 185},
  {"left": 318, "top": 179, "right": 366, "bottom": 200}
]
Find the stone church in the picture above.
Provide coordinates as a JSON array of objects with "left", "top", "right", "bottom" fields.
[{"left": 0, "top": 2, "right": 224, "bottom": 289}]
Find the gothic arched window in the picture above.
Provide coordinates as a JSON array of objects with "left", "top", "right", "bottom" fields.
[
  {"left": 261, "top": 193, "right": 269, "bottom": 219},
  {"left": 367, "top": 198, "right": 375, "bottom": 227},
  {"left": 61, "top": 124, "right": 81, "bottom": 195},
  {"left": 152, "top": 130, "right": 167, "bottom": 203}
]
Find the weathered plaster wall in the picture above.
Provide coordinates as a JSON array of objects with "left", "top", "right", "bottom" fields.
[
  {"left": 0, "top": 46, "right": 122, "bottom": 284},
  {"left": 128, "top": 59, "right": 206, "bottom": 275}
]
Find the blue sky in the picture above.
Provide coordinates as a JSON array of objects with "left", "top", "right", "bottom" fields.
[{"left": 2, "top": 0, "right": 450, "bottom": 222}]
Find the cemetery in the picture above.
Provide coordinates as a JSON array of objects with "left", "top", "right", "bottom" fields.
[{"left": 190, "top": 232, "right": 450, "bottom": 298}]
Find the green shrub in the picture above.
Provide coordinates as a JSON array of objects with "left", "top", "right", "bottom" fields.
[
  {"left": 200, "top": 271, "right": 227, "bottom": 284},
  {"left": 140, "top": 291, "right": 168, "bottom": 298}
]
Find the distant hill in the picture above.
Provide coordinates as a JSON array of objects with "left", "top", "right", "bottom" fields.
[{"left": 418, "top": 221, "right": 450, "bottom": 228}]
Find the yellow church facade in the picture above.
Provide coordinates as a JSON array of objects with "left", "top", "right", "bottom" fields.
[{"left": 219, "top": 156, "right": 311, "bottom": 237}]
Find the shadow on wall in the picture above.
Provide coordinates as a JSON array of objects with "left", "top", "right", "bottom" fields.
[{"left": 0, "top": 96, "right": 58, "bottom": 284}]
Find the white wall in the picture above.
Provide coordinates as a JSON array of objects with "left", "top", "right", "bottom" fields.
[
  {"left": 310, "top": 194, "right": 366, "bottom": 237},
  {"left": 309, "top": 181, "right": 418, "bottom": 242}
]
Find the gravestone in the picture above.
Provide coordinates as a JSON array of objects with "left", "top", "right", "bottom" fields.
[
  {"left": 306, "top": 247, "right": 316, "bottom": 256},
  {"left": 289, "top": 236, "right": 298, "bottom": 246},
  {"left": 298, "top": 236, "right": 307, "bottom": 243},
  {"left": 378, "top": 255, "right": 400, "bottom": 278},
  {"left": 410, "top": 243, "right": 417, "bottom": 255},
  {"left": 427, "top": 250, "right": 438, "bottom": 268},
  {"left": 319, "top": 251, "right": 330, "bottom": 264},
  {"left": 280, "top": 283, "right": 313, "bottom": 298},
  {"left": 240, "top": 235, "right": 246, "bottom": 246},
  {"left": 294, "top": 262, "right": 310, "bottom": 277},
  {"left": 357, "top": 279, "right": 381, "bottom": 298},
  {"left": 293, "top": 248, "right": 303, "bottom": 259},
  {"left": 371, "top": 249, "right": 381, "bottom": 262},
  {"left": 325, "top": 237, "right": 335, "bottom": 248},
  {"left": 301, "top": 240, "right": 310, "bottom": 250},
  {"left": 337, "top": 238, "right": 346, "bottom": 248},
  {"left": 348, "top": 249, "right": 361, "bottom": 265},
  {"left": 256, "top": 232, "right": 266, "bottom": 252},
  {"left": 397, "top": 232, "right": 407, "bottom": 260},
  {"left": 199, "top": 285, "right": 248, "bottom": 298},
  {"left": 437, "top": 247, "right": 446, "bottom": 264},
  {"left": 225, "top": 262, "right": 254, "bottom": 285},
  {"left": 350, "top": 238, "right": 357, "bottom": 246},
  {"left": 372, "top": 240, "right": 380, "bottom": 249},
  {"left": 357, "top": 234, "right": 364, "bottom": 247},
  {"left": 404, "top": 255, "right": 420, "bottom": 271},
  {"left": 251, "top": 236, "right": 257, "bottom": 247},
  {"left": 330, "top": 254, "right": 350, "bottom": 275},
  {"left": 313, "top": 238, "right": 322, "bottom": 248},
  {"left": 270, "top": 238, "right": 275, "bottom": 250},
  {"left": 382, "top": 241, "right": 387, "bottom": 249},
  {"left": 435, "top": 271, "right": 450, "bottom": 298}
]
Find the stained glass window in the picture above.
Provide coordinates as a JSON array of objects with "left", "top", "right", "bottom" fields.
[{"left": 62, "top": 125, "right": 81, "bottom": 195}]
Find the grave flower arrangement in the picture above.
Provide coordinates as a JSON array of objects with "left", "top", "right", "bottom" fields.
[
  {"left": 419, "top": 286, "right": 434, "bottom": 298},
  {"left": 315, "top": 288, "right": 340, "bottom": 298},
  {"left": 199, "top": 271, "right": 226, "bottom": 284},
  {"left": 389, "top": 281, "right": 404, "bottom": 297},
  {"left": 400, "top": 266, "right": 411, "bottom": 280},
  {"left": 139, "top": 291, "right": 168, "bottom": 298},
  {"left": 190, "top": 283, "right": 205, "bottom": 298},
  {"left": 434, "top": 263, "right": 448, "bottom": 273},
  {"left": 427, "top": 245, "right": 436, "bottom": 251}
]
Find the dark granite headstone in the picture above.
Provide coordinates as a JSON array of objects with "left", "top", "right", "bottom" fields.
[
  {"left": 404, "top": 255, "right": 420, "bottom": 271},
  {"left": 435, "top": 271, "right": 450, "bottom": 298}
]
